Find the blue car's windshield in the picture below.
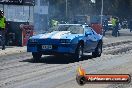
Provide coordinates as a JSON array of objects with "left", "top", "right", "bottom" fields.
[{"left": 49, "top": 25, "right": 84, "bottom": 34}]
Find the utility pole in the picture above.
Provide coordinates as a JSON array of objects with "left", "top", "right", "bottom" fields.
[
  {"left": 101, "top": 0, "right": 103, "bottom": 24},
  {"left": 66, "top": 0, "right": 68, "bottom": 18}
]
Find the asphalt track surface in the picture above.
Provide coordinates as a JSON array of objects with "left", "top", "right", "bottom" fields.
[{"left": 0, "top": 29, "right": 132, "bottom": 88}]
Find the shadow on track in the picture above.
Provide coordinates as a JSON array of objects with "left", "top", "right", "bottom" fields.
[{"left": 20, "top": 55, "right": 93, "bottom": 64}]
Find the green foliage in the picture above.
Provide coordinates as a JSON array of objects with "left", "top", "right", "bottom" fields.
[
  {"left": 48, "top": 0, "right": 132, "bottom": 20},
  {"left": 96, "top": 0, "right": 132, "bottom": 18}
]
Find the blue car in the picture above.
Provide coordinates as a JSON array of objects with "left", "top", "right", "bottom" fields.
[{"left": 27, "top": 24, "right": 103, "bottom": 61}]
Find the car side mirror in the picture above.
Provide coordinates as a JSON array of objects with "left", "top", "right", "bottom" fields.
[{"left": 85, "top": 32, "right": 92, "bottom": 36}]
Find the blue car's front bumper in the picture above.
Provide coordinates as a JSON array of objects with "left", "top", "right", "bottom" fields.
[{"left": 27, "top": 44, "right": 77, "bottom": 54}]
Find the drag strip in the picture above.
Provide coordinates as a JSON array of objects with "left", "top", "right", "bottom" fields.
[{"left": 0, "top": 40, "right": 132, "bottom": 88}]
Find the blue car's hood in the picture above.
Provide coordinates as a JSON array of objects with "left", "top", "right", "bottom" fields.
[{"left": 30, "top": 31, "right": 83, "bottom": 40}]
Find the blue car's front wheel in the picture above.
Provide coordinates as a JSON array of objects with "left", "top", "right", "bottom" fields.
[
  {"left": 92, "top": 41, "right": 102, "bottom": 58},
  {"left": 74, "top": 44, "right": 84, "bottom": 61},
  {"left": 32, "top": 52, "right": 42, "bottom": 62}
]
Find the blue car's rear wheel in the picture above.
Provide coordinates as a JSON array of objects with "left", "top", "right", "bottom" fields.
[{"left": 32, "top": 52, "right": 42, "bottom": 62}]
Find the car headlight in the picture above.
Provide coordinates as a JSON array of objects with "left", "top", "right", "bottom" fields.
[
  {"left": 29, "top": 39, "right": 38, "bottom": 43},
  {"left": 60, "top": 39, "right": 71, "bottom": 44}
]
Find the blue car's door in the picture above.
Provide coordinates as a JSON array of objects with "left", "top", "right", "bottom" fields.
[{"left": 84, "top": 27, "right": 98, "bottom": 52}]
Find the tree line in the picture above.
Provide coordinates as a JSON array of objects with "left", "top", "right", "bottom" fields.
[{"left": 46, "top": 0, "right": 132, "bottom": 20}]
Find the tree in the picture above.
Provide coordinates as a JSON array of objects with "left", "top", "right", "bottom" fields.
[
  {"left": 95, "top": 0, "right": 132, "bottom": 18},
  {"left": 48, "top": 0, "right": 96, "bottom": 20}
]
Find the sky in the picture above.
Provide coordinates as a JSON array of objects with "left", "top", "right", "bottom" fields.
[{"left": 91, "top": 0, "right": 95, "bottom": 3}]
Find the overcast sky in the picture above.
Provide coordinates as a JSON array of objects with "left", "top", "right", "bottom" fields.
[{"left": 91, "top": 0, "right": 95, "bottom": 3}]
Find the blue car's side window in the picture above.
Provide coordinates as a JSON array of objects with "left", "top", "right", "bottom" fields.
[
  {"left": 91, "top": 29, "right": 95, "bottom": 35},
  {"left": 85, "top": 27, "right": 93, "bottom": 35}
]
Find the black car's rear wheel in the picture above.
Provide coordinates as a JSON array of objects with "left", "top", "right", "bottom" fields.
[
  {"left": 32, "top": 52, "right": 42, "bottom": 62},
  {"left": 92, "top": 41, "right": 102, "bottom": 58}
]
